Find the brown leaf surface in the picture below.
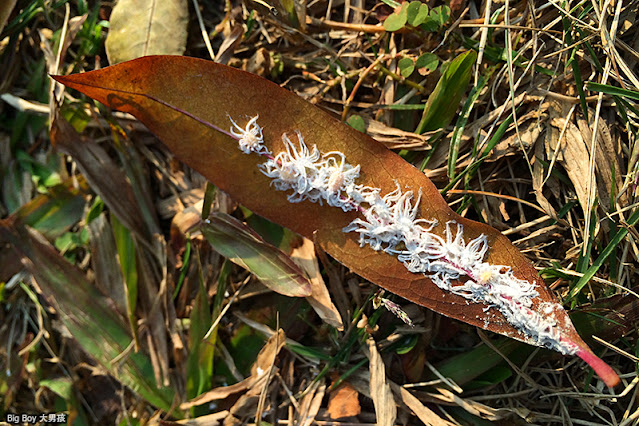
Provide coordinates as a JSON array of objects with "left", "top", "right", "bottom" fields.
[
  {"left": 327, "top": 380, "right": 361, "bottom": 419},
  {"left": 52, "top": 56, "right": 617, "bottom": 385}
]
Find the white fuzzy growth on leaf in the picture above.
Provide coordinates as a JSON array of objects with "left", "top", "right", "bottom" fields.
[
  {"left": 229, "top": 114, "right": 271, "bottom": 155},
  {"left": 348, "top": 208, "right": 573, "bottom": 354},
  {"left": 226, "top": 114, "right": 575, "bottom": 355},
  {"left": 260, "top": 131, "right": 324, "bottom": 202},
  {"left": 259, "top": 132, "right": 367, "bottom": 212},
  {"left": 343, "top": 185, "right": 437, "bottom": 251}
]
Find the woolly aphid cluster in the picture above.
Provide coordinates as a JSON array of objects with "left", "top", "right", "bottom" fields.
[{"left": 229, "top": 115, "right": 576, "bottom": 355}]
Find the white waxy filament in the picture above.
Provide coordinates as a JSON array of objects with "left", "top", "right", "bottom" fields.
[{"left": 226, "top": 114, "right": 576, "bottom": 355}]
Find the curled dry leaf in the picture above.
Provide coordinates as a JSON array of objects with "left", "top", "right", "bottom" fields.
[
  {"left": 52, "top": 55, "right": 619, "bottom": 387},
  {"left": 290, "top": 237, "right": 344, "bottom": 330}
]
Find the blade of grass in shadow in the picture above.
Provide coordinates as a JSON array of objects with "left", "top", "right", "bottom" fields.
[
  {"left": 568, "top": 207, "right": 639, "bottom": 304},
  {"left": 431, "top": 339, "right": 520, "bottom": 386},
  {"left": 586, "top": 82, "right": 639, "bottom": 101},
  {"left": 87, "top": 212, "right": 128, "bottom": 317},
  {"left": 173, "top": 238, "right": 191, "bottom": 299},
  {"left": 441, "top": 110, "right": 516, "bottom": 195},
  {"left": 0, "top": 178, "right": 87, "bottom": 283},
  {"left": 186, "top": 259, "right": 230, "bottom": 407},
  {"left": 200, "top": 212, "right": 311, "bottom": 297},
  {"left": 12, "top": 177, "right": 87, "bottom": 240},
  {"left": 277, "top": 0, "right": 301, "bottom": 28},
  {"left": 447, "top": 66, "right": 495, "bottom": 179},
  {"left": 575, "top": 208, "right": 597, "bottom": 278},
  {"left": 416, "top": 50, "right": 477, "bottom": 134},
  {"left": 0, "top": 221, "right": 179, "bottom": 416},
  {"left": 112, "top": 214, "right": 139, "bottom": 349},
  {"left": 186, "top": 254, "right": 215, "bottom": 404},
  {"left": 562, "top": 12, "right": 589, "bottom": 121}
]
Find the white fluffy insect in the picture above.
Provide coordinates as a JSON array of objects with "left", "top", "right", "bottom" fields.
[
  {"left": 228, "top": 114, "right": 270, "bottom": 155},
  {"left": 227, "top": 114, "right": 575, "bottom": 355}
]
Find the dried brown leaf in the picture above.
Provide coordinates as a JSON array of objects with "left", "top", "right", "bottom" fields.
[
  {"left": 548, "top": 104, "right": 595, "bottom": 215},
  {"left": 52, "top": 56, "right": 620, "bottom": 386},
  {"left": 105, "top": 0, "right": 188, "bottom": 64},
  {"left": 290, "top": 237, "right": 344, "bottom": 330},
  {"left": 327, "top": 380, "right": 361, "bottom": 419}
]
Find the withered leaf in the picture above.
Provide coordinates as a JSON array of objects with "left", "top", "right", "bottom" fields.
[{"left": 52, "top": 55, "right": 619, "bottom": 386}]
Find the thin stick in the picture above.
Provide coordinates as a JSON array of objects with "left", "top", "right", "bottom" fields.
[{"left": 191, "top": 0, "right": 216, "bottom": 61}]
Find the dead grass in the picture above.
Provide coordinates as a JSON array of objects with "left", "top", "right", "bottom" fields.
[{"left": 1, "top": 0, "right": 638, "bottom": 424}]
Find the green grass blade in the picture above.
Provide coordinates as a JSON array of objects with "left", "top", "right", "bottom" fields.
[
  {"left": 11, "top": 179, "right": 87, "bottom": 240},
  {"left": 201, "top": 212, "right": 312, "bottom": 297},
  {"left": 568, "top": 208, "right": 639, "bottom": 303},
  {"left": 112, "top": 215, "right": 139, "bottom": 346},
  {"left": 586, "top": 82, "right": 639, "bottom": 101},
  {"left": 448, "top": 66, "right": 495, "bottom": 179},
  {"left": 441, "top": 109, "right": 516, "bottom": 195},
  {"left": 0, "top": 223, "right": 179, "bottom": 415},
  {"left": 416, "top": 50, "right": 477, "bottom": 134},
  {"left": 186, "top": 261, "right": 215, "bottom": 402}
]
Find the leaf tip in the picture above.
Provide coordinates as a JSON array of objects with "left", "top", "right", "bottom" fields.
[{"left": 50, "top": 74, "right": 67, "bottom": 84}]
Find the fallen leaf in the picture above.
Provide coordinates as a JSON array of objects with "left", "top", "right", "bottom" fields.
[
  {"left": 290, "top": 237, "right": 344, "bottom": 329},
  {"left": 327, "top": 380, "right": 361, "bottom": 419},
  {"left": 105, "top": 0, "right": 188, "bottom": 64},
  {"left": 201, "top": 212, "right": 312, "bottom": 297},
  {"left": 52, "top": 56, "right": 620, "bottom": 387},
  {"left": 547, "top": 102, "right": 594, "bottom": 216}
]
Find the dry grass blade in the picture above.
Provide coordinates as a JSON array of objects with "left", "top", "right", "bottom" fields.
[
  {"left": 297, "top": 380, "right": 326, "bottom": 426},
  {"left": 363, "top": 337, "right": 397, "bottom": 426},
  {"left": 390, "top": 382, "right": 455, "bottom": 426}
]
